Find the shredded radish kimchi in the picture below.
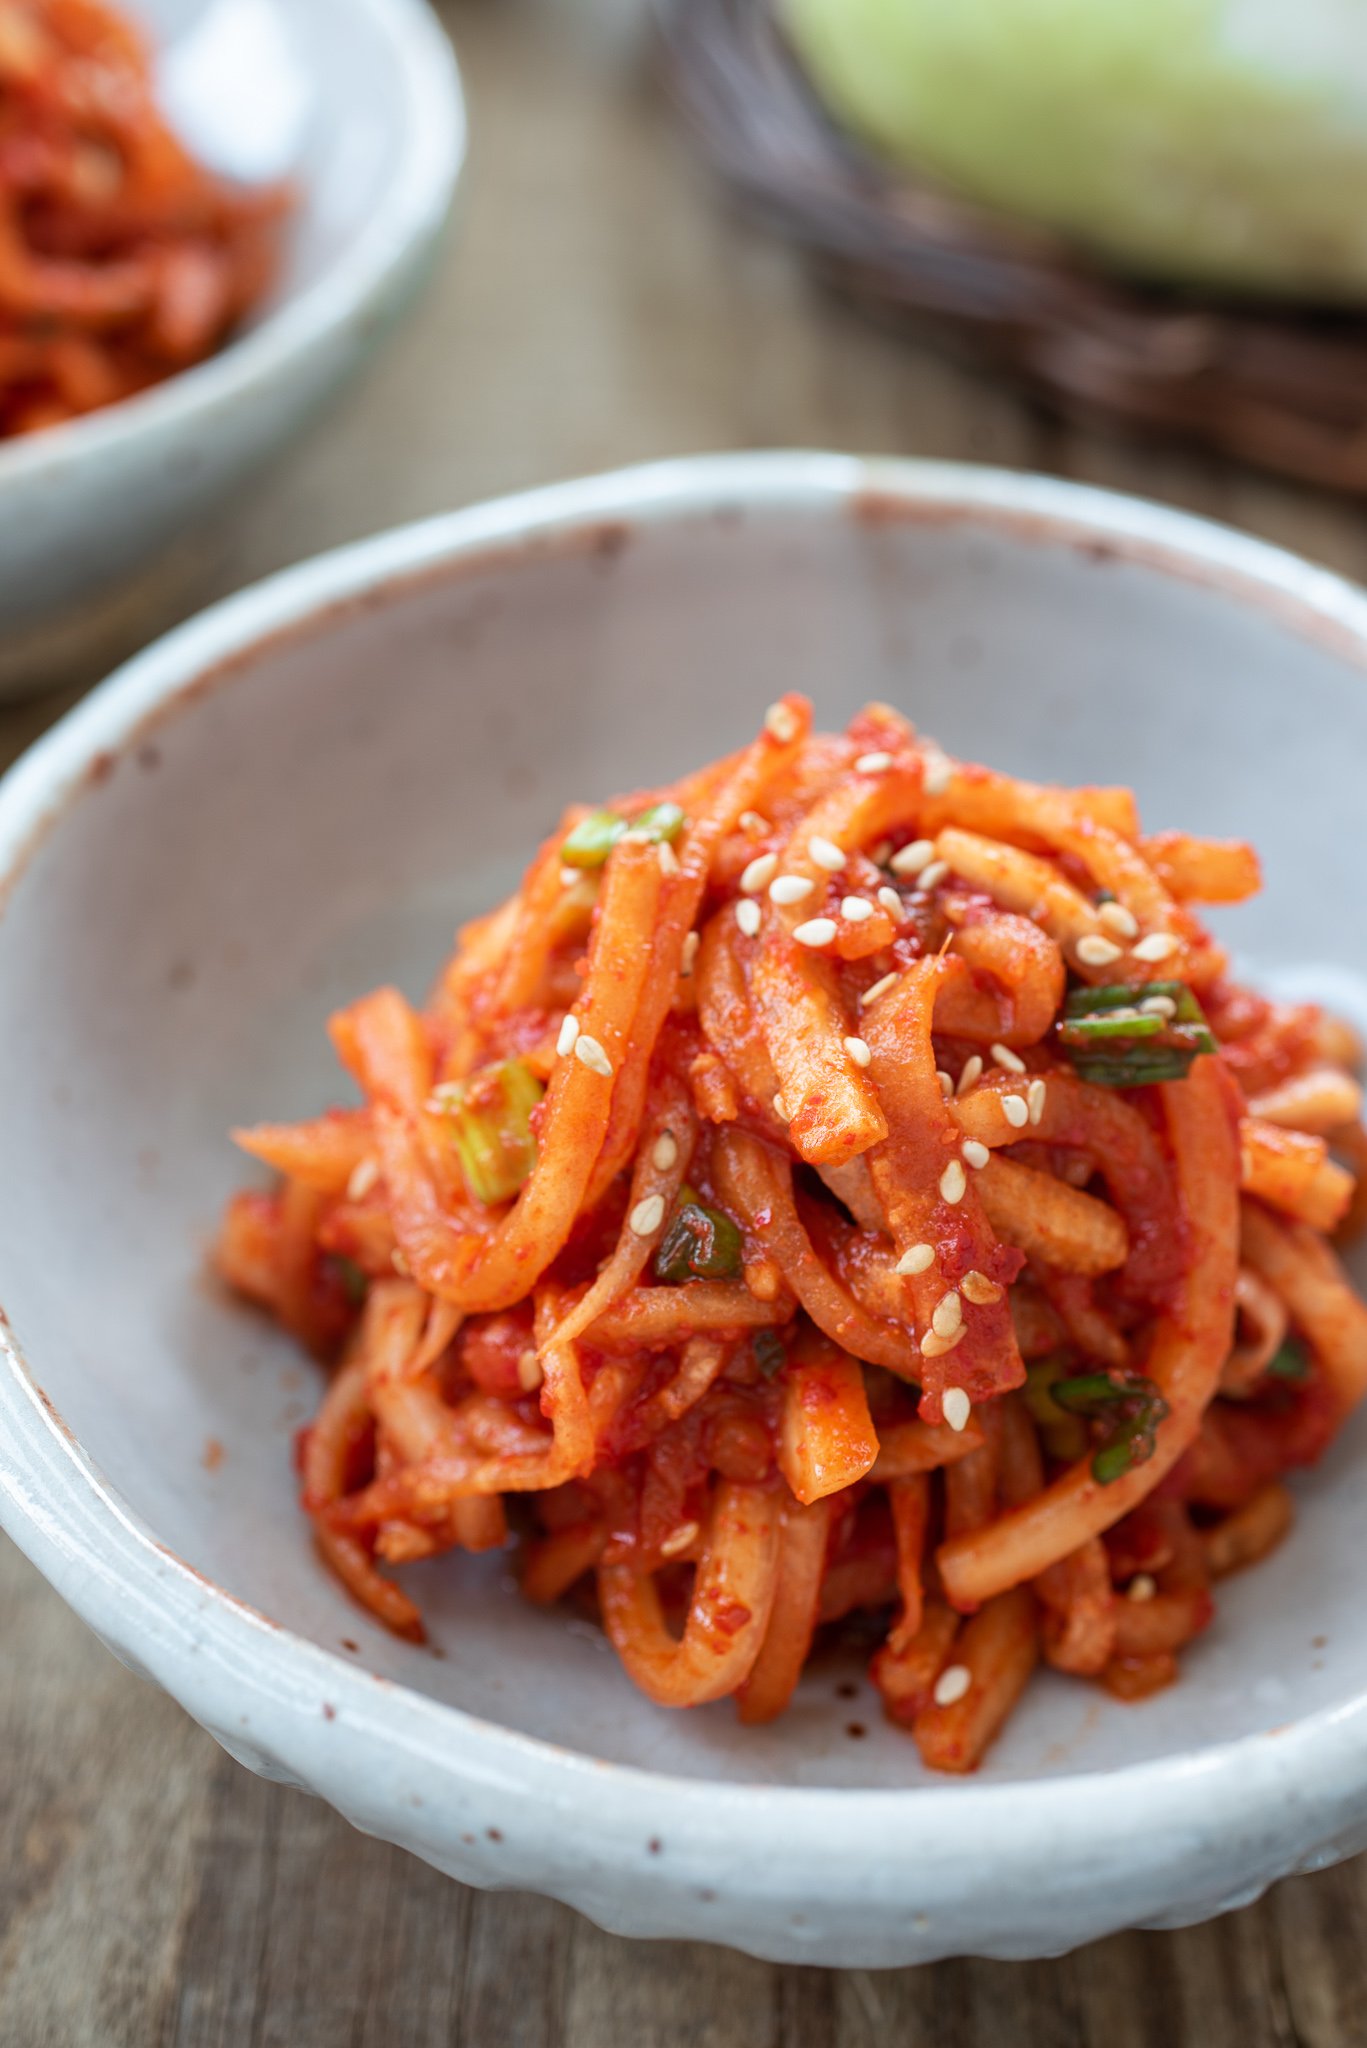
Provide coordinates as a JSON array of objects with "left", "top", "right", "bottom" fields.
[{"left": 219, "top": 698, "right": 1367, "bottom": 1772}]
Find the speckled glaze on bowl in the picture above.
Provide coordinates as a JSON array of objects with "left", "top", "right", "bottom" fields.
[
  {"left": 2, "top": 453, "right": 1367, "bottom": 1966},
  {"left": 0, "top": 0, "right": 464, "bottom": 698}
]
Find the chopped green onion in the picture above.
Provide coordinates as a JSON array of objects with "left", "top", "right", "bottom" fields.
[
  {"left": 562, "top": 801, "right": 687, "bottom": 867},
  {"left": 1267, "top": 1338, "right": 1310, "bottom": 1382},
  {"left": 1061, "top": 981, "right": 1217, "bottom": 1087},
  {"left": 562, "top": 808, "right": 627, "bottom": 868},
  {"left": 1059, "top": 1010, "right": 1165, "bottom": 1046},
  {"left": 1050, "top": 1372, "right": 1142, "bottom": 1411},
  {"left": 1065, "top": 1049, "right": 1199, "bottom": 1086},
  {"left": 435, "top": 1057, "right": 543, "bottom": 1206},
  {"left": 655, "top": 1190, "right": 744, "bottom": 1283},
  {"left": 1064, "top": 980, "right": 1215, "bottom": 1039},
  {"left": 628, "top": 801, "right": 686, "bottom": 845},
  {"left": 327, "top": 1255, "right": 369, "bottom": 1307},
  {"left": 753, "top": 1329, "right": 787, "bottom": 1380},
  {"left": 1092, "top": 1435, "right": 1151, "bottom": 1485},
  {"left": 1022, "top": 1357, "right": 1088, "bottom": 1461},
  {"left": 1051, "top": 1369, "right": 1169, "bottom": 1484}
]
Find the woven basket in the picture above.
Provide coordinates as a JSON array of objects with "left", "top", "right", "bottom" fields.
[{"left": 658, "top": 0, "right": 1367, "bottom": 493}]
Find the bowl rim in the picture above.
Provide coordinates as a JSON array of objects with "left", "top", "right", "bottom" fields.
[
  {"left": 0, "top": 0, "right": 465, "bottom": 487},
  {"left": 6, "top": 450, "right": 1367, "bottom": 1949}
]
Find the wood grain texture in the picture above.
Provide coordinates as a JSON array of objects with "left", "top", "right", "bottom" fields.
[{"left": 4, "top": 0, "right": 1367, "bottom": 2039}]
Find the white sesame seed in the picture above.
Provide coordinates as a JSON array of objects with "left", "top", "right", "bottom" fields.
[
  {"left": 1077, "top": 934, "right": 1123, "bottom": 967},
  {"left": 740, "top": 852, "right": 778, "bottom": 894},
  {"left": 933, "top": 1662, "right": 971, "bottom": 1706},
  {"left": 917, "top": 860, "right": 949, "bottom": 891},
  {"left": 739, "top": 810, "right": 768, "bottom": 835},
  {"left": 556, "top": 1014, "right": 581, "bottom": 1058},
  {"left": 961, "top": 1270, "right": 1001, "bottom": 1306},
  {"left": 1001, "top": 1094, "right": 1029, "bottom": 1129},
  {"left": 990, "top": 1042, "right": 1026, "bottom": 1074},
  {"left": 629, "top": 1194, "right": 666, "bottom": 1238},
  {"left": 1127, "top": 1573, "right": 1157, "bottom": 1603},
  {"left": 843, "top": 1035, "right": 872, "bottom": 1069},
  {"left": 942, "top": 1388, "right": 972, "bottom": 1433},
  {"left": 1027, "top": 1078, "right": 1047, "bottom": 1126},
  {"left": 657, "top": 840, "right": 680, "bottom": 876},
  {"left": 1133, "top": 932, "right": 1179, "bottom": 963},
  {"left": 809, "top": 836, "right": 846, "bottom": 873},
  {"left": 877, "top": 886, "right": 903, "bottom": 919},
  {"left": 391, "top": 1248, "right": 411, "bottom": 1276},
  {"left": 770, "top": 873, "right": 815, "bottom": 906},
  {"left": 923, "top": 756, "right": 953, "bottom": 798},
  {"left": 860, "top": 972, "right": 898, "bottom": 1008},
  {"left": 1140, "top": 994, "right": 1177, "bottom": 1019},
  {"left": 962, "top": 1139, "right": 990, "bottom": 1170},
  {"left": 621, "top": 827, "right": 650, "bottom": 845},
  {"left": 574, "top": 1034, "right": 614, "bottom": 1078},
  {"left": 956, "top": 1054, "right": 984, "bottom": 1096},
  {"left": 559, "top": 867, "right": 580, "bottom": 888},
  {"left": 765, "top": 702, "right": 800, "bottom": 742},
  {"left": 921, "top": 1326, "right": 966, "bottom": 1358},
  {"left": 1098, "top": 900, "right": 1139, "bottom": 940},
  {"left": 773, "top": 1093, "right": 789, "bottom": 1123},
  {"left": 890, "top": 839, "right": 934, "bottom": 877},
  {"left": 896, "top": 1243, "right": 935, "bottom": 1276},
  {"left": 426, "top": 1083, "right": 462, "bottom": 1112},
  {"left": 660, "top": 1520, "right": 700, "bottom": 1560},
  {"left": 735, "top": 898, "right": 762, "bottom": 938},
  {"left": 855, "top": 750, "right": 894, "bottom": 773},
  {"left": 517, "top": 1348, "right": 544, "bottom": 1392},
  {"left": 680, "top": 931, "right": 700, "bottom": 976},
  {"left": 793, "top": 917, "right": 838, "bottom": 949},
  {"left": 652, "top": 1132, "right": 679, "bottom": 1172},
  {"left": 346, "top": 1156, "right": 379, "bottom": 1202},
  {"left": 937, "top": 1070, "right": 954, "bottom": 1100},
  {"left": 932, "top": 1291, "right": 963, "bottom": 1339},
  {"left": 841, "top": 895, "right": 873, "bottom": 922},
  {"left": 940, "top": 1159, "right": 967, "bottom": 1204}
]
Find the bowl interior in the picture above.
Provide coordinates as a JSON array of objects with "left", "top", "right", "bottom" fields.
[
  {"left": 4, "top": 487, "right": 1367, "bottom": 1790},
  {"left": 130, "top": 0, "right": 419, "bottom": 311}
]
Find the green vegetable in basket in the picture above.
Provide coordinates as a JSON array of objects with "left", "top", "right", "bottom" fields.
[{"left": 781, "top": 0, "right": 1367, "bottom": 299}]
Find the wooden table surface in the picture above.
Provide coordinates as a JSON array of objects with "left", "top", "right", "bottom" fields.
[{"left": 6, "top": 3, "right": 1367, "bottom": 2041}]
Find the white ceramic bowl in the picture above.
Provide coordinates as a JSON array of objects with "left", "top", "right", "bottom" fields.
[
  {"left": 0, "top": 0, "right": 464, "bottom": 696},
  {"left": 2, "top": 453, "right": 1367, "bottom": 1967}
]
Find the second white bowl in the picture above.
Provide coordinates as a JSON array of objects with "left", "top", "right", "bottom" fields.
[{"left": 0, "top": 0, "right": 465, "bottom": 696}]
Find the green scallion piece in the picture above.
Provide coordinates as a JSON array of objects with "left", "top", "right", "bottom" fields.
[
  {"left": 628, "top": 801, "right": 686, "bottom": 844},
  {"left": 1066, "top": 1050, "right": 1199, "bottom": 1086},
  {"left": 1022, "top": 1357, "right": 1089, "bottom": 1461},
  {"left": 562, "top": 801, "right": 687, "bottom": 867},
  {"left": 436, "top": 1057, "right": 543, "bottom": 1206},
  {"left": 1059, "top": 1010, "right": 1165, "bottom": 1046},
  {"left": 1049, "top": 1372, "right": 1143, "bottom": 1412},
  {"left": 1060, "top": 981, "right": 1217, "bottom": 1087},
  {"left": 1267, "top": 1338, "right": 1310, "bottom": 1382},
  {"left": 655, "top": 1192, "right": 744, "bottom": 1284},
  {"left": 1050, "top": 1369, "right": 1169, "bottom": 1484},
  {"left": 1092, "top": 1434, "right": 1150, "bottom": 1485},
  {"left": 561, "top": 808, "right": 628, "bottom": 868},
  {"left": 328, "top": 1255, "right": 369, "bottom": 1307},
  {"left": 753, "top": 1329, "right": 787, "bottom": 1380}
]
